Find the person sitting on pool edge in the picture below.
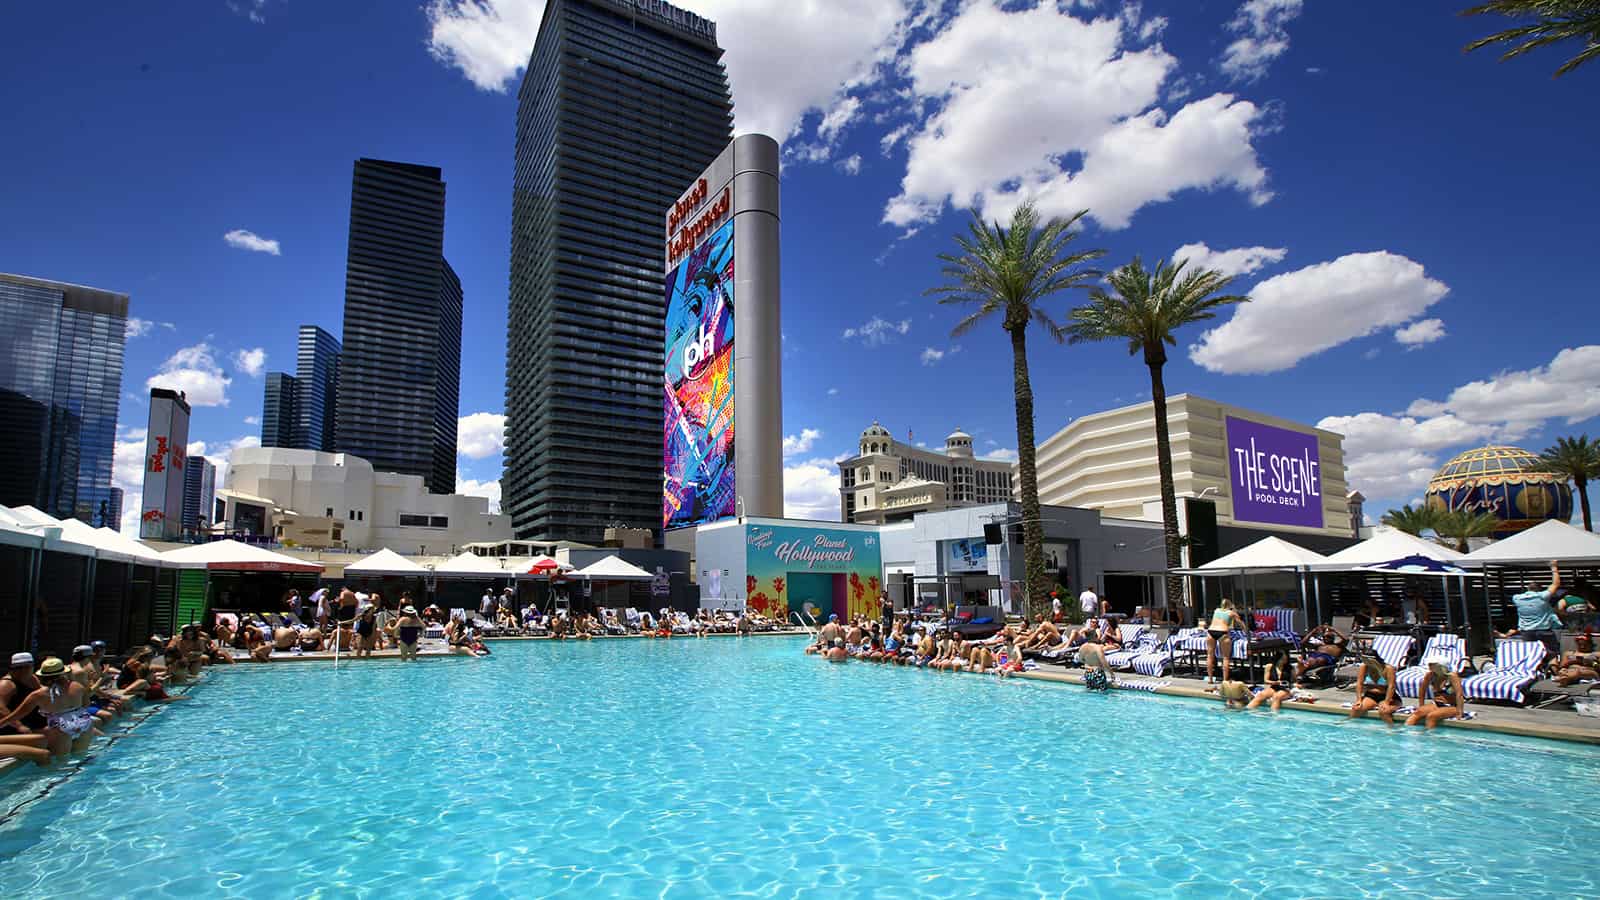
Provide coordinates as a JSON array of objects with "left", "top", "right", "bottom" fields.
[
  {"left": 0, "top": 657, "right": 101, "bottom": 760},
  {"left": 825, "top": 638, "right": 848, "bottom": 662},
  {"left": 1294, "top": 624, "right": 1350, "bottom": 685},
  {"left": 1247, "top": 650, "right": 1297, "bottom": 712},
  {"left": 1405, "top": 654, "right": 1465, "bottom": 729},
  {"left": 1349, "top": 656, "right": 1400, "bottom": 725}
]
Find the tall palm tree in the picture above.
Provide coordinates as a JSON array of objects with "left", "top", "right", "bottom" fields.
[
  {"left": 1433, "top": 508, "right": 1501, "bottom": 553},
  {"left": 1540, "top": 434, "right": 1600, "bottom": 530},
  {"left": 928, "top": 202, "right": 1105, "bottom": 620},
  {"left": 1381, "top": 504, "right": 1440, "bottom": 537},
  {"left": 1462, "top": 1, "right": 1600, "bottom": 77},
  {"left": 1065, "top": 257, "right": 1248, "bottom": 608}
]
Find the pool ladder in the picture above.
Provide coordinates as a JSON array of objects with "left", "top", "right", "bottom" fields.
[{"left": 791, "top": 610, "right": 819, "bottom": 637}]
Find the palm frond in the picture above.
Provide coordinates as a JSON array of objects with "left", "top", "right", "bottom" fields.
[{"left": 1461, "top": 0, "right": 1600, "bottom": 76}]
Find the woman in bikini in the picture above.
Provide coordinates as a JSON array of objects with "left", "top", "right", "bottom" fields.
[
  {"left": 1349, "top": 656, "right": 1400, "bottom": 724},
  {"left": 1205, "top": 599, "right": 1245, "bottom": 684},
  {"left": 1405, "top": 656, "right": 1465, "bottom": 729},
  {"left": 1247, "top": 650, "right": 1297, "bottom": 712},
  {"left": 0, "top": 658, "right": 99, "bottom": 759}
]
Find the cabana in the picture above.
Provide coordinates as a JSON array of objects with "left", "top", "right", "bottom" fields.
[
  {"left": 572, "top": 555, "right": 653, "bottom": 611},
  {"left": 1312, "top": 528, "right": 1475, "bottom": 633},
  {"left": 1463, "top": 520, "right": 1600, "bottom": 651},
  {"left": 434, "top": 551, "right": 517, "bottom": 611},
  {"left": 160, "top": 539, "right": 324, "bottom": 626},
  {"left": 2, "top": 504, "right": 153, "bottom": 655},
  {"left": 1178, "top": 536, "right": 1329, "bottom": 633},
  {"left": 341, "top": 548, "right": 429, "bottom": 607}
]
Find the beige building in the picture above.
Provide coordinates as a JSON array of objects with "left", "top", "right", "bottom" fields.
[
  {"left": 1032, "top": 395, "right": 1353, "bottom": 539},
  {"left": 839, "top": 424, "right": 1015, "bottom": 525}
]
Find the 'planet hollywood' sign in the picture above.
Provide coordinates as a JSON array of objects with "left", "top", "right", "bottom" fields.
[
  {"left": 747, "top": 526, "right": 866, "bottom": 569},
  {"left": 1225, "top": 416, "right": 1324, "bottom": 529}
]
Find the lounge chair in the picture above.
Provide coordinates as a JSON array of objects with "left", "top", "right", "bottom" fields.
[
  {"left": 1104, "top": 625, "right": 1153, "bottom": 670},
  {"left": 1463, "top": 639, "right": 1548, "bottom": 706},
  {"left": 1395, "top": 633, "right": 1467, "bottom": 699},
  {"left": 1130, "top": 628, "right": 1195, "bottom": 677},
  {"left": 1319, "top": 633, "right": 1414, "bottom": 689}
]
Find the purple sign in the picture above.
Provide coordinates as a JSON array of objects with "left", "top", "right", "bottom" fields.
[{"left": 1226, "top": 416, "right": 1324, "bottom": 529}]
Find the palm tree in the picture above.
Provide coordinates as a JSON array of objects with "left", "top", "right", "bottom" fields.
[
  {"left": 1462, "top": 1, "right": 1600, "bottom": 77},
  {"left": 1381, "top": 504, "right": 1440, "bottom": 537},
  {"left": 1433, "top": 508, "right": 1501, "bottom": 553},
  {"left": 928, "top": 202, "right": 1105, "bottom": 620},
  {"left": 1540, "top": 434, "right": 1599, "bottom": 530},
  {"left": 1065, "top": 257, "right": 1249, "bottom": 608}
]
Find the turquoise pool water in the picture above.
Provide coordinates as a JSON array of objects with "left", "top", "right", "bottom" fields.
[{"left": 0, "top": 638, "right": 1594, "bottom": 897}]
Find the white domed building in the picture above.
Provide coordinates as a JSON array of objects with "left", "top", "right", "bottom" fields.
[{"left": 839, "top": 423, "right": 1015, "bottom": 525}]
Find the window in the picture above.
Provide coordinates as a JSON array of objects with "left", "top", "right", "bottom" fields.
[
  {"left": 430, "top": 515, "right": 448, "bottom": 528},
  {"left": 325, "top": 507, "right": 334, "bottom": 518},
  {"left": 399, "top": 514, "right": 431, "bottom": 527}
]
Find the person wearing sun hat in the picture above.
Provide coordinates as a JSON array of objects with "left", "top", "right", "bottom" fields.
[
  {"left": 1405, "top": 652, "right": 1466, "bottom": 729},
  {"left": 392, "top": 605, "right": 424, "bottom": 661},
  {"left": 1, "top": 652, "right": 47, "bottom": 737},
  {"left": 0, "top": 657, "right": 99, "bottom": 759}
]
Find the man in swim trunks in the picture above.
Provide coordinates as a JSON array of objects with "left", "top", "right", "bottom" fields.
[
  {"left": 1295, "top": 625, "right": 1349, "bottom": 685},
  {"left": 1, "top": 653, "right": 48, "bottom": 736},
  {"left": 818, "top": 614, "right": 844, "bottom": 645}
]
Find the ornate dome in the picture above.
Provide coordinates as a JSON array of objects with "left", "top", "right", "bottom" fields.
[
  {"left": 1424, "top": 445, "right": 1572, "bottom": 538},
  {"left": 860, "top": 421, "right": 891, "bottom": 439}
]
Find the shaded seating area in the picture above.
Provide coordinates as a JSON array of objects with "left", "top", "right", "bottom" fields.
[{"left": 1463, "top": 639, "right": 1548, "bottom": 706}]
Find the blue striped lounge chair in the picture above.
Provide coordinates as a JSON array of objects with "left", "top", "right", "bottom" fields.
[
  {"left": 1395, "top": 633, "right": 1467, "bottom": 699},
  {"left": 1328, "top": 633, "right": 1413, "bottom": 688},
  {"left": 1131, "top": 628, "right": 1200, "bottom": 677},
  {"left": 1105, "top": 625, "right": 1153, "bottom": 670},
  {"left": 1463, "top": 639, "right": 1548, "bottom": 705}
]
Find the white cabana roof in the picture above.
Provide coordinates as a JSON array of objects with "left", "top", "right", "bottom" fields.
[
  {"left": 1185, "top": 535, "right": 1329, "bottom": 573},
  {"left": 1, "top": 505, "right": 105, "bottom": 557},
  {"left": 1463, "top": 519, "right": 1600, "bottom": 566},
  {"left": 343, "top": 547, "right": 428, "bottom": 576},
  {"left": 55, "top": 517, "right": 134, "bottom": 562},
  {"left": 0, "top": 506, "right": 46, "bottom": 549},
  {"left": 160, "top": 539, "right": 324, "bottom": 573},
  {"left": 94, "top": 528, "right": 167, "bottom": 565},
  {"left": 435, "top": 551, "right": 510, "bottom": 577},
  {"left": 1313, "top": 527, "right": 1464, "bottom": 570},
  {"left": 573, "top": 555, "right": 653, "bottom": 581}
]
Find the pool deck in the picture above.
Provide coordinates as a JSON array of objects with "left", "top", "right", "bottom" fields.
[{"left": 221, "top": 627, "right": 807, "bottom": 663}]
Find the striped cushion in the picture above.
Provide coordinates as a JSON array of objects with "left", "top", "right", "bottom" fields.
[
  {"left": 1368, "top": 634, "right": 1415, "bottom": 670},
  {"left": 1131, "top": 632, "right": 1188, "bottom": 676},
  {"left": 1461, "top": 639, "right": 1547, "bottom": 705},
  {"left": 1395, "top": 634, "right": 1467, "bottom": 699},
  {"left": 1107, "top": 634, "right": 1158, "bottom": 670}
]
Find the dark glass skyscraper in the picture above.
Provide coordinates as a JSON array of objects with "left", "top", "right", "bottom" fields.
[
  {"left": 261, "top": 371, "right": 299, "bottom": 448},
  {"left": 181, "top": 455, "right": 216, "bottom": 534},
  {"left": 295, "top": 324, "right": 341, "bottom": 451},
  {"left": 505, "top": 0, "right": 733, "bottom": 542},
  {"left": 0, "top": 273, "right": 127, "bottom": 524},
  {"left": 334, "top": 158, "right": 461, "bottom": 494}
]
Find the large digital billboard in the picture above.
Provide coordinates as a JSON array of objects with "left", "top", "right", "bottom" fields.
[
  {"left": 1226, "top": 416, "right": 1323, "bottom": 529},
  {"left": 663, "top": 217, "right": 736, "bottom": 529},
  {"left": 140, "top": 388, "right": 191, "bottom": 540}
]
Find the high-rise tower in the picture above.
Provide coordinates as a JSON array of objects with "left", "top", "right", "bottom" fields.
[
  {"left": 505, "top": 0, "right": 733, "bottom": 542},
  {"left": 294, "top": 324, "right": 341, "bottom": 452},
  {"left": 0, "top": 272, "right": 128, "bottom": 524},
  {"left": 334, "top": 158, "right": 461, "bottom": 494}
]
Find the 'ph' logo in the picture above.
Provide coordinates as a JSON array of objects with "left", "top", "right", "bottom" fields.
[{"left": 683, "top": 322, "right": 715, "bottom": 377}]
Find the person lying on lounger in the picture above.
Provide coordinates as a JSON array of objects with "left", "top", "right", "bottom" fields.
[
  {"left": 1404, "top": 655, "right": 1465, "bottom": 729},
  {"left": 1349, "top": 657, "right": 1400, "bottom": 724},
  {"left": 1294, "top": 625, "right": 1349, "bottom": 685}
]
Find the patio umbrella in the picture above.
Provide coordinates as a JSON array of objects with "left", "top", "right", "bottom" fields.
[{"left": 1356, "top": 555, "right": 1471, "bottom": 576}]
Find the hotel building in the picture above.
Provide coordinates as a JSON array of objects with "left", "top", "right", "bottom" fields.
[{"left": 838, "top": 423, "right": 1015, "bottom": 525}]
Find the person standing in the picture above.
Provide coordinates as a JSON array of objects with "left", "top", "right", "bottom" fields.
[
  {"left": 1205, "top": 598, "right": 1245, "bottom": 684},
  {"left": 879, "top": 593, "right": 893, "bottom": 631},
  {"left": 1078, "top": 585, "right": 1100, "bottom": 619},
  {"left": 310, "top": 585, "right": 330, "bottom": 630},
  {"left": 480, "top": 589, "right": 496, "bottom": 622},
  {"left": 284, "top": 589, "right": 302, "bottom": 620},
  {"left": 1511, "top": 560, "right": 1567, "bottom": 654}
]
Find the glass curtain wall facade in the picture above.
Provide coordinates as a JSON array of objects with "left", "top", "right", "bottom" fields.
[
  {"left": 261, "top": 372, "right": 300, "bottom": 448},
  {"left": 334, "top": 158, "right": 461, "bottom": 495},
  {"left": 0, "top": 273, "right": 128, "bottom": 525},
  {"left": 505, "top": 0, "right": 732, "bottom": 542},
  {"left": 182, "top": 455, "right": 216, "bottom": 534},
  {"left": 295, "top": 325, "right": 341, "bottom": 451}
]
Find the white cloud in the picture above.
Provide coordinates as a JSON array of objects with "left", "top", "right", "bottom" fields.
[
  {"left": 425, "top": 1, "right": 910, "bottom": 149},
  {"left": 826, "top": 387, "right": 839, "bottom": 397},
  {"left": 231, "top": 347, "right": 267, "bottom": 377},
  {"left": 816, "top": 96, "right": 862, "bottom": 145},
  {"left": 985, "top": 447, "right": 1019, "bottom": 462},
  {"left": 1190, "top": 251, "right": 1449, "bottom": 374},
  {"left": 1220, "top": 0, "right": 1304, "bottom": 83},
  {"left": 456, "top": 474, "right": 503, "bottom": 514},
  {"left": 1171, "top": 241, "right": 1286, "bottom": 277},
  {"left": 884, "top": 2, "right": 1271, "bottom": 231},
  {"left": 227, "top": 1, "right": 274, "bottom": 24},
  {"left": 113, "top": 426, "right": 148, "bottom": 536},
  {"left": 843, "top": 316, "right": 911, "bottom": 346},
  {"left": 784, "top": 457, "right": 842, "bottom": 521},
  {"left": 146, "top": 343, "right": 232, "bottom": 406},
  {"left": 244, "top": 415, "right": 259, "bottom": 426},
  {"left": 207, "top": 434, "right": 262, "bottom": 491},
  {"left": 126, "top": 318, "right": 155, "bottom": 339},
  {"left": 782, "top": 428, "right": 822, "bottom": 459},
  {"left": 1406, "top": 345, "right": 1600, "bottom": 438},
  {"left": 223, "top": 229, "right": 281, "bottom": 256},
  {"left": 1317, "top": 411, "right": 1495, "bottom": 500},
  {"left": 835, "top": 154, "right": 863, "bottom": 176},
  {"left": 1394, "top": 318, "right": 1446, "bottom": 348},
  {"left": 457, "top": 412, "right": 507, "bottom": 459},
  {"left": 920, "top": 347, "right": 946, "bottom": 366}
]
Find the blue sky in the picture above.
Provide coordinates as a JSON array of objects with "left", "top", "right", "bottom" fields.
[{"left": 3, "top": 1, "right": 1597, "bottom": 534}]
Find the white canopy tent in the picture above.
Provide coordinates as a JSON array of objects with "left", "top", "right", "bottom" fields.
[
  {"left": 435, "top": 551, "right": 512, "bottom": 577},
  {"left": 343, "top": 547, "right": 428, "bottom": 576},
  {"left": 160, "top": 539, "right": 324, "bottom": 573},
  {"left": 1463, "top": 519, "right": 1600, "bottom": 566},
  {"left": 1177, "top": 536, "right": 1329, "bottom": 630},
  {"left": 1314, "top": 527, "right": 1465, "bottom": 570},
  {"left": 2, "top": 504, "right": 100, "bottom": 557},
  {"left": 573, "top": 556, "right": 653, "bottom": 581},
  {"left": 0, "top": 506, "right": 47, "bottom": 549},
  {"left": 94, "top": 528, "right": 167, "bottom": 566}
]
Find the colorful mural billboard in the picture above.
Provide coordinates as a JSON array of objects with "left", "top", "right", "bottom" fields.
[
  {"left": 745, "top": 523, "right": 883, "bottom": 623},
  {"left": 663, "top": 217, "right": 736, "bottom": 529},
  {"left": 1226, "top": 416, "right": 1324, "bottom": 529}
]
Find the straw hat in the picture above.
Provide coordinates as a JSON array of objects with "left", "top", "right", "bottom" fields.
[{"left": 36, "top": 657, "right": 66, "bottom": 677}]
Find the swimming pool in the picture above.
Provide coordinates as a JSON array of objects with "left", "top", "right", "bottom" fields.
[{"left": 1, "top": 638, "right": 1593, "bottom": 897}]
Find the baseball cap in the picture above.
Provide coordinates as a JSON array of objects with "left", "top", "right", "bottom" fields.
[{"left": 72, "top": 644, "right": 92, "bottom": 659}]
